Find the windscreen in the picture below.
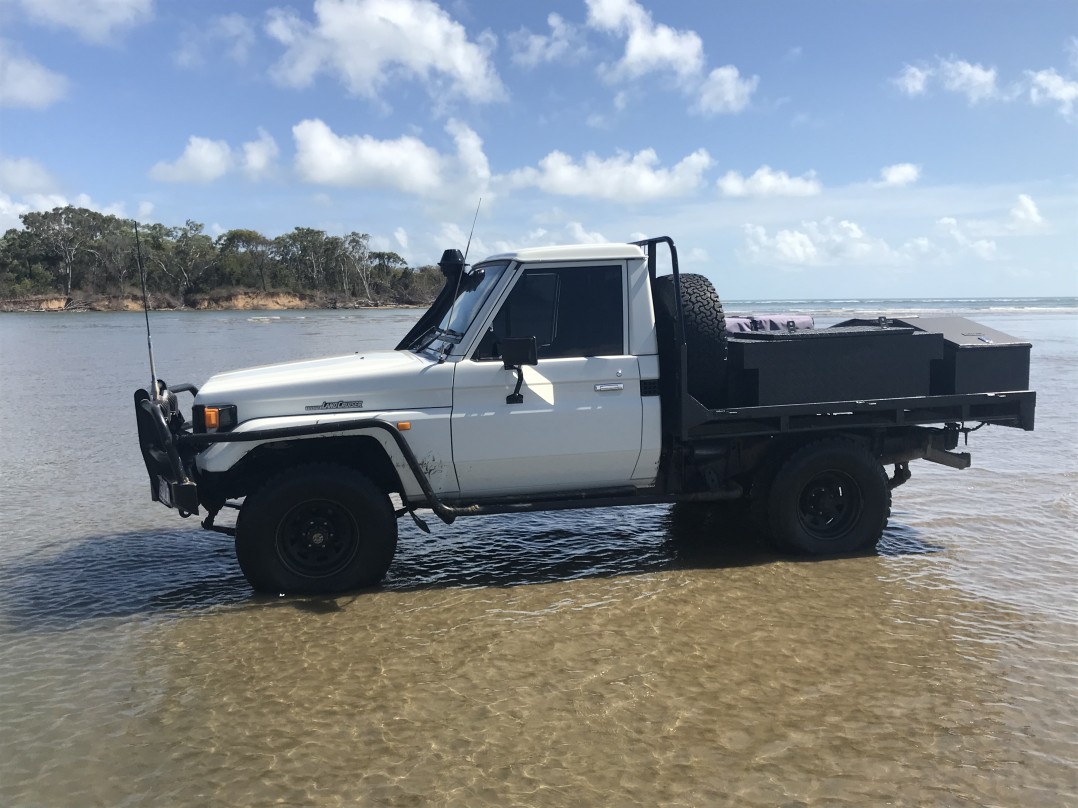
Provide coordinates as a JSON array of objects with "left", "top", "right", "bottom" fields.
[{"left": 416, "top": 260, "right": 510, "bottom": 355}]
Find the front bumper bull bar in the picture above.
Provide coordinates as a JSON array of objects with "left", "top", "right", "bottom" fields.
[{"left": 134, "top": 386, "right": 201, "bottom": 515}]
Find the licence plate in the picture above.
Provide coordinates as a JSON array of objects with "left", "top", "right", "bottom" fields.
[{"left": 157, "top": 476, "right": 174, "bottom": 508}]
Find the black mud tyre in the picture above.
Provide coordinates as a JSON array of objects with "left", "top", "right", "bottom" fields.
[
  {"left": 766, "top": 440, "right": 890, "bottom": 554},
  {"left": 652, "top": 273, "right": 728, "bottom": 408},
  {"left": 235, "top": 464, "right": 398, "bottom": 594}
]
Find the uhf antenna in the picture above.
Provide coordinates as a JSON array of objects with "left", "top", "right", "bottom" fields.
[
  {"left": 438, "top": 198, "right": 482, "bottom": 364},
  {"left": 134, "top": 222, "right": 159, "bottom": 401},
  {"left": 463, "top": 197, "right": 482, "bottom": 265}
]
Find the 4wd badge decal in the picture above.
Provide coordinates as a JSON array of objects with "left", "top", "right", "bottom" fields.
[{"left": 305, "top": 400, "right": 364, "bottom": 411}]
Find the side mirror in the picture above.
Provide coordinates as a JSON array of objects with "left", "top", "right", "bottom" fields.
[
  {"left": 501, "top": 336, "right": 538, "bottom": 369},
  {"left": 501, "top": 336, "right": 537, "bottom": 405}
]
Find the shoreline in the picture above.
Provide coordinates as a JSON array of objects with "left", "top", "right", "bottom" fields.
[{"left": 0, "top": 292, "right": 430, "bottom": 313}]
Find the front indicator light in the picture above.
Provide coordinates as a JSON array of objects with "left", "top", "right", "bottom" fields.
[{"left": 204, "top": 407, "right": 220, "bottom": 429}]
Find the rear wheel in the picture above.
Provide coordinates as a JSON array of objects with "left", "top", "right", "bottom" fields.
[
  {"left": 766, "top": 440, "right": 890, "bottom": 554},
  {"left": 236, "top": 464, "right": 397, "bottom": 594}
]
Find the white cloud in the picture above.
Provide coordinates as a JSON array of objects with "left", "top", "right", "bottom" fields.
[
  {"left": 566, "top": 221, "right": 607, "bottom": 243},
  {"left": 507, "top": 147, "right": 713, "bottom": 202},
  {"left": 1027, "top": 68, "right": 1078, "bottom": 116},
  {"left": 718, "top": 165, "right": 821, "bottom": 197},
  {"left": 394, "top": 227, "right": 409, "bottom": 250},
  {"left": 241, "top": 129, "right": 279, "bottom": 179},
  {"left": 0, "top": 156, "right": 59, "bottom": 194},
  {"left": 0, "top": 190, "right": 127, "bottom": 232},
  {"left": 695, "top": 65, "right": 758, "bottom": 114},
  {"left": 742, "top": 218, "right": 900, "bottom": 267},
  {"left": 894, "top": 64, "right": 931, "bottom": 96},
  {"left": 876, "top": 163, "right": 921, "bottom": 188},
  {"left": 510, "top": 13, "right": 584, "bottom": 68},
  {"left": 292, "top": 117, "right": 488, "bottom": 199},
  {"left": 149, "top": 136, "right": 234, "bottom": 183},
  {"left": 1008, "top": 193, "right": 1045, "bottom": 232},
  {"left": 148, "top": 130, "right": 279, "bottom": 183},
  {"left": 18, "top": 0, "right": 153, "bottom": 45},
  {"left": 0, "top": 41, "right": 69, "bottom": 109},
  {"left": 137, "top": 200, "right": 155, "bottom": 219},
  {"left": 957, "top": 193, "right": 1049, "bottom": 238},
  {"left": 586, "top": 0, "right": 703, "bottom": 80},
  {"left": 585, "top": 0, "right": 757, "bottom": 115},
  {"left": 293, "top": 119, "right": 442, "bottom": 193},
  {"left": 265, "top": 0, "right": 504, "bottom": 104},
  {"left": 936, "top": 217, "right": 999, "bottom": 260},
  {"left": 176, "top": 13, "right": 257, "bottom": 68},
  {"left": 938, "top": 57, "right": 1000, "bottom": 103}
]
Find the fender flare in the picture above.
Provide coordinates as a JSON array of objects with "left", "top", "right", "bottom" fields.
[{"left": 182, "top": 416, "right": 466, "bottom": 523}]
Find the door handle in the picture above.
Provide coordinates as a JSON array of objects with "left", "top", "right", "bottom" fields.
[{"left": 594, "top": 383, "right": 624, "bottom": 392}]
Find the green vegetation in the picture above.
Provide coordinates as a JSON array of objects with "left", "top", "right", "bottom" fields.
[{"left": 0, "top": 206, "right": 445, "bottom": 309}]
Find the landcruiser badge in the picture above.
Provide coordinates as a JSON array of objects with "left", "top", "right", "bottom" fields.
[{"left": 305, "top": 400, "right": 364, "bottom": 411}]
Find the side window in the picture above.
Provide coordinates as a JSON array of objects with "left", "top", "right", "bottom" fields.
[{"left": 475, "top": 265, "right": 624, "bottom": 360}]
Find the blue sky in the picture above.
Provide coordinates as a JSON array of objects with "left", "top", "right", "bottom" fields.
[{"left": 1, "top": 0, "right": 1075, "bottom": 299}]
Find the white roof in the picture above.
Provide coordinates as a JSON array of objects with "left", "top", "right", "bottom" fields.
[{"left": 478, "top": 242, "right": 646, "bottom": 264}]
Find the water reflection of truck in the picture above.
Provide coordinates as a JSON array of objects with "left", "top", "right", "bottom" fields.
[{"left": 134, "top": 237, "right": 1036, "bottom": 594}]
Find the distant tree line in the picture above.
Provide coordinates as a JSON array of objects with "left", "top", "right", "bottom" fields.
[{"left": 0, "top": 206, "right": 445, "bottom": 307}]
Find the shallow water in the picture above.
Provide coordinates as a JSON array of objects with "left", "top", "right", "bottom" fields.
[{"left": 1, "top": 306, "right": 1075, "bottom": 806}]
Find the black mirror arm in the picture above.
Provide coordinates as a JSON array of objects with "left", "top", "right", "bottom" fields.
[{"left": 506, "top": 365, "right": 525, "bottom": 405}]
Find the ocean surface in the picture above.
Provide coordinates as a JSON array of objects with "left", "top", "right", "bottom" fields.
[{"left": 1, "top": 298, "right": 1075, "bottom": 807}]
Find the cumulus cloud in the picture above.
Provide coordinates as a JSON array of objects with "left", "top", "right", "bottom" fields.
[
  {"left": 176, "top": 13, "right": 257, "bottom": 68},
  {"left": 876, "top": 163, "right": 921, "bottom": 188},
  {"left": 1027, "top": 68, "right": 1078, "bottom": 116},
  {"left": 717, "top": 165, "right": 821, "bottom": 197},
  {"left": 241, "top": 128, "right": 280, "bottom": 179},
  {"left": 894, "top": 45, "right": 1078, "bottom": 115},
  {"left": 566, "top": 221, "right": 607, "bottom": 243},
  {"left": 893, "top": 64, "right": 930, "bottom": 96},
  {"left": 507, "top": 147, "right": 713, "bottom": 202},
  {"left": 0, "top": 156, "right": 59, "bottom": 195},
  {"left": 586, "top": 0, "right": 703, "bottom": 80},
  {"left": 0, "top": 190, "right": 127, "bottom": 232},
  {"left": 149, "top": 136, "right": 234, "bottom": 183},
  {"left": 149, "top": 130, "right": 279, "bottom": 183},
  {"left": 741, "top": 219, "right": 900, "bottom": 267},
  {"left": 935, "top": 217, "right": 999, "bottom": 261},
  {"left": 1008, "top": 193, "right": 1045, "bottom": 232},
  {"left": 17, "top": 0, "right": 154, "bottom": 44},
  {"left": 510, "top": 13, "right": 585, "bottom": 68},
  {"left": 292, "top": 117, "right": 487, "bottom": 198},
  {"left": 938, "top": 57, "right": 1000, "bottom": 103},
  {"left": 265, "top": 0, "right": 504, "bottom": 104},
  {"left": 0, "top": 41, "right": 69, "bottom": 109},
  {"left": 585, "top": 0, "right": 757, "bottom": 115},
  {"left": 695, "top": 65, "right": 758, "bottom": 114}
]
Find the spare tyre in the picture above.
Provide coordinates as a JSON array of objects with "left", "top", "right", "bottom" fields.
[{"left": 652, "top": 273, "right": 728, "bottom": 408}]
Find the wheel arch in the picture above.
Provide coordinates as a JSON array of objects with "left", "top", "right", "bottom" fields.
[{"left": 200, "top": 434, "right": 408, "bottom": 505}]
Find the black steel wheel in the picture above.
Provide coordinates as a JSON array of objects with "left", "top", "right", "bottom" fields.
[
  {"left": 236, "top": 463, "right": 397, "bottom": 594},
  {"left": 766, "top": 440, "right": 890, "bottom": 554}
]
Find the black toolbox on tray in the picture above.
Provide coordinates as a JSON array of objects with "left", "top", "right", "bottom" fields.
[
  {"left": 879, "top": 316, "right": 1031, "bottom": 394},
  {"left": 722, "top": 315, "right": 1032, "bottom": 407},
  {"left": 725, "top": 325, "right": 944, "bottom": 406}
]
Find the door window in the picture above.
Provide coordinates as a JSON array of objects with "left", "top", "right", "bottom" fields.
[{"left": 474, "top": 265, "right": 624, "bottom": 360}]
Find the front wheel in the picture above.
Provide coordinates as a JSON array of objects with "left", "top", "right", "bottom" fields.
[
  {"left": 236, "top": 464, "right": 397, "bottom": 594},
  {"left": 766, "top": 440, "right": 890, "bottom": 554}
]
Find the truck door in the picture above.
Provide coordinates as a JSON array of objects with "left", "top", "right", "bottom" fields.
[{"left": 451, "top": 263, "right": 643, "bottom": 497}]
